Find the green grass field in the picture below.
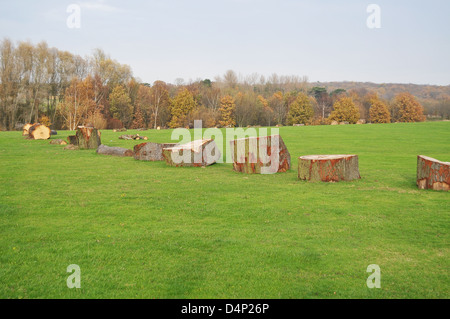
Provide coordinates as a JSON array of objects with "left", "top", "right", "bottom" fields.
[{"left": 0, "top": 122, "right": 448, "bottom": 299}]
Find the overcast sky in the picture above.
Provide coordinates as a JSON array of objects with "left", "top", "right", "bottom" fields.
[{"left": 1, "top": 0, "right": 449, "bottom": 85}]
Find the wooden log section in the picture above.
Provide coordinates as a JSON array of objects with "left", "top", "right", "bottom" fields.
[
  {"left": 162, "top": 139, "right": 221, "bottom": 167},
  {"left": 417, "top": 155, "right": 449, "bottom": 191},
  {"left": 230, "top": 135, "right": 291, "bottom": 174},
  {"left": 28, "top": 124, "right": 51, "bottom": 140},
  {"left": 134, "top": 142, "right": 178, "bottom": 161},
  {"left": 22, "top": 123, "right": 33, "bottom": 136},
  {"left": 76, "top": 126, "right": 101, "bottom": 149},
  {"left": 49, "top": 139, "right": 67, "bottom": 145},
  {"left": 67, "top": 135, "right": 78, "bottom": 146},
  {"left": 96, "top": 144, "right": 134, "bottom": 157},
  {"left": 119, "top": 134, "right": 148, "bottom": 140},
  {"left": 298, "top": 155, "right": 360, "bottom": 182}
]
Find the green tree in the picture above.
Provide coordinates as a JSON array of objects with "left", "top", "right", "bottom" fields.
[
  {"left": 109, "top": 85, "right": 133, "bottom": 127},
  {"left": 329, "top": 96, "right": 360, "bottom": 124},
  {"left": 287, "top": 93, "right": 314, "bottom": 125}
]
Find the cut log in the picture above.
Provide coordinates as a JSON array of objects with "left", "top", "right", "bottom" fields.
[
  {"left": 49, "top": 139, "right": 67, "bottom": 145},
  {"left": 22, "top": 123, "right": 33, "bottom": 136},
  {"left": 134, "top": 142, "right": 178, "bottom": 161},
  {"left": 113, "top": 128, "right": 127, "bottom": 132},
  {"left": 298, "top": 155, "right": 360, "bottom": 182},
  {"left": 229, "top": 135, "right": 291, "bottom": 174},
  {"left": 162, "top": 139, "right": 221, "bottom": 167},
  {"left": 76, "top": 126, "right": 101, "bottom": 149},
  {"left": 119, "top": 134, "right": 148, "bottom": 140},
  {"left": 417, "top": 155, "right": 449, "bottom": 191},
  {"left": 67, "top": 135, "right": 78, "bottom": 146},
  {"left": 96, "top": 144, "right": 134, "bottom": 157},
  {"left": 28, "top": 124, "right": 51, "bottom": 140}
]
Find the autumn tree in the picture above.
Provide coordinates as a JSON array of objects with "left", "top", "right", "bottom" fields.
[
  {"left": 109, "top": 85, "right": 133, "bottom": 127},
  {"left": 218, "top": 95, "right": 236, "bottom": 127},
  {"left": 329, "top": 96, "right": 360, "bottom": 124},
  {"left": 287, "top": 93, "right": 314, "bottom": 125},
  {"left": 57, "top": 76, "right": 96, "bottom": 130},
  {"left": 392, "top": 92, "right": 426, "bottom": 122},
  {"left": 169, "top": 88, "right": 197, "bottom": 128},
  {"left": 269, "top": 91, "right": 287, "bottom": 125},
  {"left": 369, "top": 95, "right": 391, "bottom": 123},
  {"left": 130, "top": 106, "right": 145, "bottom": 129},
  {"left": 149, "top": 81, "right": 170, "bottom": 129}
]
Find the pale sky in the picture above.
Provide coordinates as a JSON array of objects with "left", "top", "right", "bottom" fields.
[{"left": 1, "top": 0, "right": 449, "bottom": 85}]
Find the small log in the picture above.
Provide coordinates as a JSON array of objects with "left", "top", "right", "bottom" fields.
[
  {"left": 22, "top": 123, "right": 33, "bottom": 136},
  {"left": 119, "top": 134, "right": 148, "bottom": 140},
  {"left": 64, "top": 144, "right": 79, "bottom": 151},
  {"left": 49, "top": 139, "right": 67, "bottom": 145},
  {"left": 76, "top": 126, "right": 101, "bottom": 149},
  {"left": 67, "top": 135, "right": 78, "bottom": 146},
  {"left": 113, "top": 128, "right": 127, "bottom": 132},
  {"left": 230, "top": 135, "right": 291, "bottom": 174},
  {"left": 28, "top": 124, "right": 51, "bottom": 140},
  {"left": 162, "top": 139, "right": 220, "bottom": 167},
  {"left": 298, "top": 155, "right": 360, "bottom": 182},
  {"left": 96, "top": 144, "right": 134, "bottom": 157},
  {"left": 417, "top": 155, "right": 449, "bottom": 191},
  {"left": 134, "top": 142, "right": 178, "bottom": 161}
]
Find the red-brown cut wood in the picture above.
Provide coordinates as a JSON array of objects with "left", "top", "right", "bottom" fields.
[
  {"left": 298, "top": 155, "right": 360, "bottom": 182},
  {"left": 417, "top": 155, "right": 449, "bottom": 191}
]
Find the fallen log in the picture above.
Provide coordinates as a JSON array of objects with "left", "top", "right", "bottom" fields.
[
  {"left": 162, "top": 139, "right": 220, "bottom": 167},
  {"left": 113, "top": 128, "right": 127, "bottom": 132},
  {"left": 298, "top": 155, "right": 360, "bottom": 182},
  {"left": 76, "top": 126, "right": 101, "bottom": 149},
  {"left": 134, "top": 142, "right": 178, "bottom": 161},
  {"left": 417, "top": 155, "right": 449, "bottom": 191},
  {"left": 64, "top": 144, "right": 79, "bottom": 151},
  {"left": 28, "top": 124, "right": 51, "bottom": 140},
  {"left": 22, "top": 123, "right": 33, "bottom": 136},
  {"left": 229, "top": 135, "right": 291, "bottom": 174},
  {"left": 96, "top": 144, "right": 134, "bottom": 157},
  {"left": 119, "top": 134, "right": 148, "bottom": 140},
  {"left": 49, "top": 139, "right": 67, "bottom": 145}
]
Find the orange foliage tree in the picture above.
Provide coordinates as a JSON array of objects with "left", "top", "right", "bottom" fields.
[
  {"left": 393, "top": 92, "right": 426, "bottom": 122},
  {"left": 218, "top": 95, "right": 236, "bottom": 127},
  {"left": 369, "top": 95, "right": 391, "bottom": 123},
  {"left": 329, "top": 96, "right": 360, "bottom": 124}
]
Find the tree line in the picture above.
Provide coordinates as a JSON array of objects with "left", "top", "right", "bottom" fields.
[{"left": 1, "top": 38, "right": 446, "bottom": 131}]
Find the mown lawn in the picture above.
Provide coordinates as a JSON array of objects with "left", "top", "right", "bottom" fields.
[{"left": 0, "top": 122, "right": 448, "bottom": 299}]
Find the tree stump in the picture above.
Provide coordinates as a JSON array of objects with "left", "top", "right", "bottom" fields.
[
  {"left": 298, "top": 155, "right": 360, "bottom": 182},
  {"left": 49, "top": 139, "right": 67, "bottom": 145},
  {"left": 229, "top": 135, "right": 291, "bottom": 174},
  {"left": 28, "top": 124, "right": 51, "bottom": 140},
  {"left": 67, "top": 135, "right": 78, "bottom": 146},
  {"left": 162, "top": 139, "right": 221, "bottom": 167},
  {"left": 134, "top": 142, "right": 178, "bottom": 161},
  {"left": 417, "top": 155, "right": 449, "bottom": 191},
  {"left": 96, "top": 144, "right": 134, "bottom": 157},
  {"left": 119, "top": 134, "right": 148, "bottom": 140},
  {"left": 76, "top": 126, "right": 101, "bottom": 149}
]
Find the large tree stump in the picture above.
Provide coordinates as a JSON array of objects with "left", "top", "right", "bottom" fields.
[
  {"left": 229, "top": 135, "right": 291, "bottom": 174},
  {"left": 298, "top": 155, "right": 360, "bottom": 182},
  {"left": 28, "top": 124, "right": 51, "bottom": 140},
  {"left": 96, "top": 144, "right": 134, "bottom": 157},
  {"left": 76, "top": 126, "right": 101, "bottom": 149},
  {"left": 134, "top": 142, "right": 178, "bottom": 161},
  {"left": 417, "top": 155, "right": 449, "bottom": 191},
  {"left": 162, "top": 139, "right": 221, "bottom": 167}
]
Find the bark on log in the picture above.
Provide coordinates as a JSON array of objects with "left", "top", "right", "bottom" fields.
[
  {"left": 417, "top": 155, "right": 449, "bottom": 191},
  {"left": 162, "top": 139, "right": 221, "bottom": 167},
  {"left": 76, "top": 126, "right": 101, "bottom": 149},
  {"left": 96, "top": 144, "right": 134, "bottom": 157},
  {"left": 49, "top": 139, "right": 67, "bottom": 145},
  {"left": 134, "top": 142, "right": 178, "bottom": 161},
  {"left": 229, "top": 135, "right": 291, "bottom": 174},
  {"left": 67, "top": 135, "right": 78, "bottom": 146},
  {"left": 298, "top": 155, "right": 360, "bottom": 182},
  {"left": 28, "top": 124, "right": 51, "bottom": 140},
  {"left": 119, "top": 134, "right": 148, "bottom": 140},
  {"left": 22, "top": 123, "right": 33, "bottom": 136}
]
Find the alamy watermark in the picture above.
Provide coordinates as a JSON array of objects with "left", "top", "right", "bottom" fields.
[
  {"left": 366, "top": 264, "right": 381, "bottom": 288},
  {"left": 67, "top": 264, "right": 81, "bottom": 288},
  {"left": 367, "top": 4, "right": 381, "bottom": 29},
  {"left": 66, "top": 4, "right": 81, "bottom": 29}
]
